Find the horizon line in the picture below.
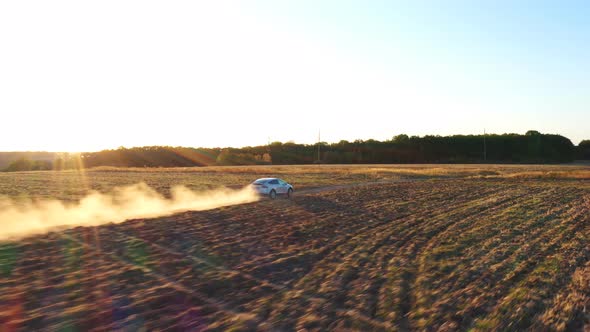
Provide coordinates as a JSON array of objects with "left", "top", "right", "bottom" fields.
[{"left": 0, "top": 130, "right": 585, "bottom": 154}]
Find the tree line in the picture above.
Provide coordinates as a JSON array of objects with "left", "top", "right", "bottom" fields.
[
  {"left": 265, "top": 131, "right": 578, "bottom": 164},
  {"left": 2, "top": 132, "right": 587, "bottom": 171}
]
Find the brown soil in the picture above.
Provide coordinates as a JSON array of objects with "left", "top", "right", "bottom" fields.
[{"left": 1, "top": 178, "right": 589, "bottom": 331}]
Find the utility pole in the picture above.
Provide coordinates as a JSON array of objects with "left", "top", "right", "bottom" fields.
[
  {"left": 267, "top": 136, "right": 272, "bottom": 164},
  {"left": 483, "top": 129, "right": 487, "bottom": 162},
  {"left": 317, "top": 129, "right": 321, "bottom": 163}
]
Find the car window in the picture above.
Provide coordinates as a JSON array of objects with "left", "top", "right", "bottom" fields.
[
  {"left": 278, "top": 180, "right": 286, "bottom": 185},
  {"left": 269, "top": 179, "right": 279, "bottom": 184}
]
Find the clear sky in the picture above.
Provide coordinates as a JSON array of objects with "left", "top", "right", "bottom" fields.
[{"left": 0, "top": 0, "right": 588, "bottom": 151}]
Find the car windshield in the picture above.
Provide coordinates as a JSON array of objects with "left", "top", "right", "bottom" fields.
[{"left": 253, "top": 179, "right": 269, "bottom": 184}]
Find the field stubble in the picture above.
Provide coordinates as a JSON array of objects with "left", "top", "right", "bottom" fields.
[{"left": 1, "top": 165, "right": 590, "bottom": 331}]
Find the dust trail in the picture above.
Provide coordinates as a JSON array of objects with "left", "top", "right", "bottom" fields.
[{"left": 0, "top": 183, "right": 259, "bottom": 240}]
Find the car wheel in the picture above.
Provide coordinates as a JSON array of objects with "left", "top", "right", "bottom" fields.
[
  {"left": 287, "top": 188, "right": 293, "bottom": 199},
  {"left": 269, "top": 190, "right": 276, "bottom": 200}
]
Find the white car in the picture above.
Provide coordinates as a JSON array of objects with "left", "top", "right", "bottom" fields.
[{"left": 251, "top": 178, "right": 294, "bottom": 199}]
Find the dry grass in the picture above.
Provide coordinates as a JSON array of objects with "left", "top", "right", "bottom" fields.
[
  {"left": 0, "top": 164, "right": 587, "bottom": 202},
  {"left": 91, "top": 164, "right": 590, "bottom": 177},
  {"left": 501, "top": 170, "right": 590, "bottom": 179}
]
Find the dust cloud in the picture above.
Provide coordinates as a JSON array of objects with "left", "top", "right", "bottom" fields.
[{"left": 0, "top": 183, "right": 259, "bottom": 240}]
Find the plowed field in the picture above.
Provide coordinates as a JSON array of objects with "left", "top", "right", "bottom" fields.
[{"left": 1, "top": 172, "right": 590, "bottom": 330}]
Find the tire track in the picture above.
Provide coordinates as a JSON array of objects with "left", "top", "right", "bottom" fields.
[{"left": 410, "top": 187, "right": 580, "bottom": 329}]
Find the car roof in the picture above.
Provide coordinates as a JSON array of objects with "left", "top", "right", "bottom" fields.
[{"left": 254, "top": 178, "right": 278, "bottom": 181}]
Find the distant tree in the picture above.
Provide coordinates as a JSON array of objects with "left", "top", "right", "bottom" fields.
[
  {"left": 393, "top": 134, "right": 410, "bottom": 144},
  {"left": 526, "top": 130, "right": 541, "bottom": 136},
  {"left": 53, "top": 157, "right": 65, "bottom": 170},
  {"left": 4, "top": 157, "right": 33, "bottom": 171},
  {"left": 3, "top": 157, "right": 51, "bottom": 172},
  {"left": 31, "top": 160, "right": 52, "bottom": 171},
  {"left": 216, "top": 150, "right": 258, "bottom": 165},
  {"left": 577, "top": 140, "right": 590, "bottom": 160}
]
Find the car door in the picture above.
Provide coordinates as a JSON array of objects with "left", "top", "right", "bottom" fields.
[
  {"left": 268, "top": 179, "right": 280, "bottom": 193},
  {"left": 278, "top": 179, "right": 288, "bottom": 194}
]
